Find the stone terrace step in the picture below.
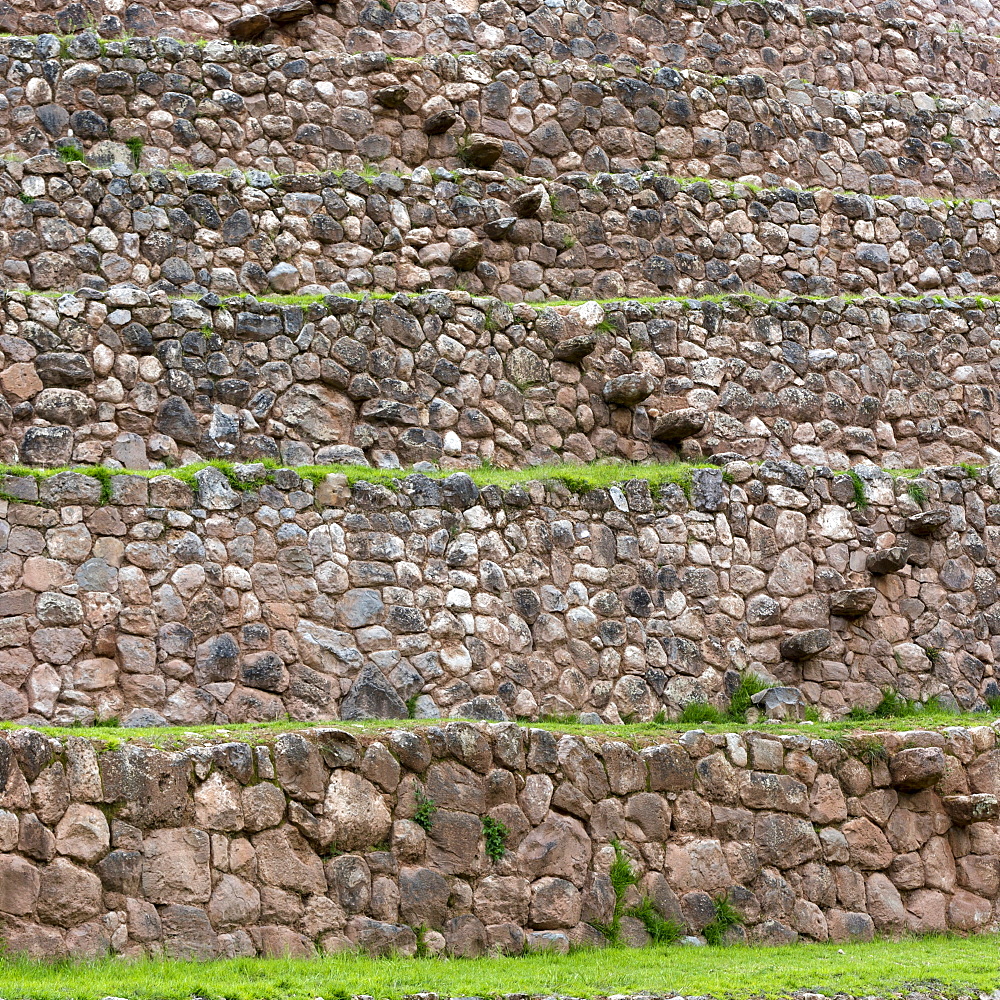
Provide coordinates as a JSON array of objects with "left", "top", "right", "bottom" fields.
[
  {"left": 5, "top": 158, "right": 1000, "bottom": 302},
  {"left": 10, "top": 0, "right": 1000, "bottom": 106},
  {"left": 5, "top": 36, "right": 999, "bottom": 199},
  {"left": 1, "top": 286, "right": 998, "bottom": 472},
  {"left": 0, "top": 461, "right": 997, "bottom": 725}
]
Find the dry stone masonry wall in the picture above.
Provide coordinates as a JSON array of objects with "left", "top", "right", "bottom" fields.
[
  {"left": 1, "top": 462, "right": 1000, "bottom": 726},
  {"left": 2, "top": 290, "right": 1000, "bottom": 473},
  {"left": 4, "top": 0, "right": 1000, "bottom": 963},
  {"left": 5, "top": 158, "right": 1000, "bottom": 301},
  {"left": 0, "top": 33, "right": 997, "bottom": 197},
  {"left": 2, "top": 721, "right": 1000, "bottom": 960}
]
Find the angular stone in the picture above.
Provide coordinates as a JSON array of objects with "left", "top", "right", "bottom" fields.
[
  {"left": 602, "top": 373, "right": 655, "bottom": 406},
  {"left": 318, "top": 771, "right": 392, "bottom": 851},
  {"left": 552, "top": 334, "right": 597, "bottom": 362},
  {"left": 779, "top": 629, "right": 831, "bottom": 661},
  {"left": 423, "top": 110, "right": 459, "bottom": 135},
  {"left": 750, "top": 686, "right": 807, "bottom": 721},
  {"left": 340, "top": 664, "right": 407, "bottom": 721},
  {"left": 830, "top": 588, "right": 877, "bottom": 617},
  {"left": 905, "top": 509, "right": 950, "bottom": 536},
  {"left": 866, "top": 546, "right": 908, "bottom": 575},
  {"left": 942, "top": 793, "right": 1000, "bottom": 825},
  {"left": 651, "top": 408, "right": 706, "bottom": 442},
  {"left": 889, "top": 748, "right": 946, "bottom": 791},
  {"left": 37, "top": 858, "right": 102, "bottom": 926},
  {"left": 228, "top": 12, "right": 270, "bottom": 38},
  {"left": 141, "top": 828, "right": 211, "bottom": 904}
]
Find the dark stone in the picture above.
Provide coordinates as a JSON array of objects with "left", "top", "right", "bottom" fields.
[
  {"left": 460, "top": 134, "right": 503, "bottom": 168},
  {"left": 423, "top": 110, "right": 459, "bottom": 135},
  {"left": 942, "top": 794, "right": 1000, "bottom": 825},
  {"left": 866, "top": 546, "right": 908, "bottom": 575},
  {"left": 449, "top": 242, "right": 484, "bottom": 270},
  {"left": 830, "top": 588, "right": 877, "bottom": 618},
  {"left": 154, "top": 396, "right": 201, "bottom": 445},
  {"left": 906, "top": 509, "right": 950, "bottom": 536},
  {"left": 266, "top": 0, "right": 314, "bottom": 22},
  {"left": 340, "top": 663, "right": 407, "bottom": 721},
  {"left": 602, "top": 373, "right": 655, "bottom": 405},
  {"left": 35, "top": 352, "right": 93, "bottom": 387},
  {"left": 512, "top": 189, "right": 544, "bottom": 218},
  {"left": 651, "top": 408, "right": 706, "bottom": 442},
  {"left": 228, "top": 13, "right": 270, "bottom": 38},
  {"left": 374, "top": 85, "right": 409, "bottom": 109},
  {"left": 20, "top": 426, "right": 73, "bottom": 466},
  {"left": 552, "top": 334, "right": 597, "bottom": 362},
  {"left": 779, "top": 629, "right": 832, "bottom": 661},
  {"left": 451, "top": 695, "right": 509, "bottom": 721}
]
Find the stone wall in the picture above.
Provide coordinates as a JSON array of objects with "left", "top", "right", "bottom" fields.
[
  {"left": 2, "top": 288, "right": 999, "bottom": 473},
  {"left": 6, "top": 0, "right": 1000, "bottom": 96},
  {"left": 1, "top": 720, "right": 999, "bottom": 959},
  {"left": 2, "top": 34, "right": 997, "bottom": 198},
  {"left": 1, "top": 460, "right": 1000, "bottom": 726},
  {"left": 6, "top": 157, "right": 1000, "bottom": 301}
]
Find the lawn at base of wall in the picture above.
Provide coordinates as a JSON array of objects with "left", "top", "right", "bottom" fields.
[{"left": 2, "top": 936, "right": 999, "bottom": 1000}]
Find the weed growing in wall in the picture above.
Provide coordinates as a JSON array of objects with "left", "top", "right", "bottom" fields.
[
  {"left": 413, "top": 790, "right": 436, "bottom": 832},
  {"left": 703, "top": 893, "right": 743, "bottom": 945},
  {"left": 481, "top": 816, "right": 509, "bottom": 861}
]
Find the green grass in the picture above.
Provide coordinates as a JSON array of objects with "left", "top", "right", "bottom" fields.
[
  {"left": 0, "top": 459, "right": 729, "bottom": 503},
  {"left": 1, "top": 699, "right": 999, "bottom": 752},
  {"left": 3, "top": 936, "right": 1000, "bottom": 1000}
]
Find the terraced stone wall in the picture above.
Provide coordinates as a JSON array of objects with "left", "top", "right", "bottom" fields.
[
  {"left": 6, "top": 158, "right": 1000, "bottom": 301},
  {"left": 2, "top": 35, "right": 996, "bottom": 197},
  {"left": 1, "top": 288, "right": 998, "bottom": 472},
  {"left": 1, "top": 461, "right": 999, "bottom": 727},
  {"left": 1, "top": 721, "right": 999, "bottom": 960},
  {"left": 6, "top": 0, "right": 1000, "bottom": 92}
]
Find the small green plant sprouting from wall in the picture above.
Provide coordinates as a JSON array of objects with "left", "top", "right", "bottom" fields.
[
  {"left": 726, "top": 670, "right": 771, "bottom": 722},
  {"left": 845, "top": 469, "right": 869, "bottom": 510},
  {"left": 629, "top": 897, "right": 684, "bottom": 944},
  {"left": 125, "top": 136, "right": 145, "bottom": 168},
  {"left": 413, "top": 790, "right": 437, "bottom": 832},
  {"left": 414, "top": 924, "right": 430, "bottom": 958},
  {"left": 907, "top": 481, "right": 927, "bottom": 505},
  {"left": 18, "top": 193, "right": 34, "bottom": 204},
  {"left": 702, "top": 892, "right": 742, "bottom": 945},
  {"left": 482, "top": 816, "right": 510, "bottom": 862},
  {"left": 58, "top": 146, "right": 86, "bottom": 163},
  {"left": 837, "top": 733, "right": 889, "bottom": 764},
  {"left": 592, "top": 839, "right": 684, "bottom": 945}
]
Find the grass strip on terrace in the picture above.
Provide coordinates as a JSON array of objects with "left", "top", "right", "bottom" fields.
[
  {"left": 2, "top": 936, "right": 1000, "bottom": 1000},
  {"left": 0, "top": 459, "right": 733, "bottom": 501},
  {"left": 2, "top": 704, "right": 998, "bottom": 751}
]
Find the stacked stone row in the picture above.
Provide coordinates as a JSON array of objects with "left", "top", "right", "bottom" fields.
[
  {"left": 1, "top": 289, "right": 998, "bottom": 473},
  {"left": 1, "top": 722, "right": 999, "bottom": 959},
  {"left": 0, "top": 460, "right": 998, "bottom": 725},
  {"left": 4, "top": 155, "right": 1000, "bottom": 301},
  {"left": 0, "top": 34, "right": 991, "bottom": 198}
]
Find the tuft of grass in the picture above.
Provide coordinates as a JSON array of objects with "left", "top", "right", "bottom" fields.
[
  {"left": 850, "top": 687, "right": 928, "bottom": 722},
  {"left": 837, "top": 733, "right": 889, "bottom": 764},
  {"left": 703, "top": 892, "right": 743, "bottom": 946},
  {"left": 677, "top": 701, "right": 724, "bottom": 724},
  {"left": 57, "top": 145, "right": 87, "bottom": 163},
  {"left": 844, "top": 469, "right": 869, "bottom": 510},
  {"left": 726, "top": 670, "right": 771, "bottom": 722},
  {"left": 628, "top": 897, "right": 685, "bottom": 944},
  {"left": 125, "top": 135, "right": 144, "bottom": 167}
]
